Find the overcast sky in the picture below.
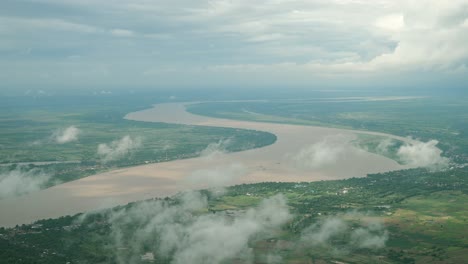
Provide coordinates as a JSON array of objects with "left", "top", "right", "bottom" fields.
[{"left": 1, "top": 0, "right": 467, "bottom": 92}]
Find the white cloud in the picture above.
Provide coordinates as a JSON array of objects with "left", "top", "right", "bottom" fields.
[
  {"left": 0, "top": 16, "right": 100, "bottom": 34},
  {"left": 199, "top": 138, "right": 232, "bottom": 159},
  {"left": 0, "top": 169, "right": 51, "bottom": 199},
  {"left": 108, "top": 192, "right": 291, "bottom": 264},
  {"left": 191, "top": 0, "right": 468, "bottom": 75},
  {"left": 350, "top": 220, "right": 389, "bottom": 249},
  {"left": 52, "top": 126, "right": 80, "bottom": 144},
  {"left": 186, "top": 163, "right": 247, "bottom": 188},
  {"left": 97, "top": 135, "right": 142, "bottom": 162},
  {"left": 289, "top": 135, "right": 356, "bottom": 169},
  {"left": 102, "top": 191, "right": 389, "bottom": 262},
  {"left": 301, "top": 215, "right": 389, "bottom": 250},
  {"left": 172, "top": 194, "right": 290, "bottom": 264},
  {"left": 397, "top": 139, "right": 449, "bottom": 168},
  {"left": 2, "top": 0, "right": 467, "bottom": 88},
  {"left": 301, "top": 217, "right": 348, "bottom": 246},
  {"left": 110, "top": 29, "right": 134, "bottom": 37},
  {"left": 246, "top": 33, "right": 285, "bottom": 43},
  {"left": 375, "top": 13, "right": 405, "bottom": 31},
  {"left": 375, "top": 138, "right": 396, "bottom": 155},
  {"left": 368, "top": 1, "right": 468, "bottom": 70},
  {"left": 265, "top": 254, "right": 283, "bottom": 264}
]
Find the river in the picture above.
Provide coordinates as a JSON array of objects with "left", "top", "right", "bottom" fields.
[{"left": 0, "top": 102, "right": 413, "bottom": 227}]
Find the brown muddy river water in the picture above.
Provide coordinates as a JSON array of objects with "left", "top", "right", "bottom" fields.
[{"left": 0, "top": 103, "right": 414, "bottom": 227}]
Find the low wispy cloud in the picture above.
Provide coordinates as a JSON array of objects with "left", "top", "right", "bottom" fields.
[
  {"left": 107, "top": 192, "right": 291, "bottom": 264},
  {"left": 375, "top": 138, "right": 396, "bottom": 155},
  {"left": 301, "top": 217, "right": 348, "bottom": 246},
  {"left": 186, "top": 163, "right": 247, "bottom": 190},
  {"left": 78, "top": 191, "right": 390, "bottom": 262},
  {"left": 289, "top": 135, "right": 356, "bottom": 169},
  {"left": 0, "top": 168, "right": 51, "bottom": 199},
  {"left": 396, "top": 139, "right": 449, "bottom": 168},
  {"left": 52, "top": 126, "right": 80, "bottom": 144},
  {"left": 97, "top": 135, "right": 142, "bottom": 162},
  {"left": 350, "top": 220, "right": 389, "bottom": 249},
  {"left": 110, "top": 28, "right": 134, "bottom": 37},
  {"left": 199, "top": 138, "right": 232, "bottom": 160},
  {"left": 264, "top": 254, "right": 283, "bottom": 264},
  {"left": 301, "top": 214, "right": 389, "bottom": 252}
]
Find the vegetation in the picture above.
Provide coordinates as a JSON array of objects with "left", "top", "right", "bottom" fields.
[
  {"left": 1, "top": 93, "right": 467, "bottom": 263},
  {"left": 0, "top": 166, "right": 466, "bottom": 263}
]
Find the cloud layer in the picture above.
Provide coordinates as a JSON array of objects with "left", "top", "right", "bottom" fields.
[{"left": 1, "top": 0, "right": 467, "bottom": 90}]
